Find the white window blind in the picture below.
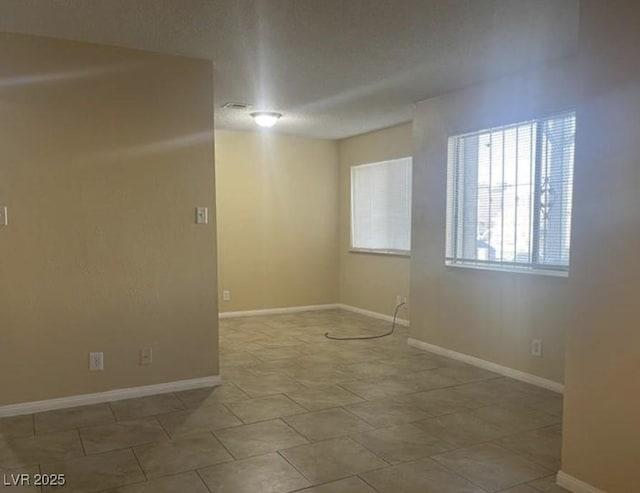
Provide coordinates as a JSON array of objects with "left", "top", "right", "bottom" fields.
[
  {"left": 351, "top": 157, "right": 412, "bottom": 253},
  {"left": 446, "top": 112, "right": 576, "bottom": 274}
]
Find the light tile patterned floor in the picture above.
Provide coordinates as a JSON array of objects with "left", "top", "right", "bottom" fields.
[{"left": 0, "top": 310, "right": 568, "bottom": 492}]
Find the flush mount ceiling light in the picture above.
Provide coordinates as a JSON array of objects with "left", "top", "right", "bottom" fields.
[{"left": 251, "top": 111, "right": 282, "bottom": 128}]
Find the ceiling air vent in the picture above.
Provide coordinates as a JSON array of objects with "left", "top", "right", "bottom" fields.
[{"left": 221, "top": 102, "right": 252, "bottom": 110}]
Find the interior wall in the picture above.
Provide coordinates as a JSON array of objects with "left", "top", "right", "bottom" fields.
[
  {"left": 561, "top": 2, "right": 640, "bottom": 491},
  {"left": 410, "top": 59, "right": 578, "bottom": 384},
  {"left": 215, "top": 130, "right": 339, "bottom": 312},
  {"left": 338, "top": 124, "right": 412, "bottom": 319},
  {"left": 0, "top": 33, "right": 218, "bottom": 406}
]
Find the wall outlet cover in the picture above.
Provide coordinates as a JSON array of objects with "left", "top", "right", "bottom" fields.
[
  {"left": 531, "top": 339, "right": 543, "bottom": 357},
  {"left": 89, "top": 352, "right": 104, "bottom": 371},
  {"left": 140, "top": 347, "right": 153, "bottom": 365}
]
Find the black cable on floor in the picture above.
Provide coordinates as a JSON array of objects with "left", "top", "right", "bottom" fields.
[{"left": 324, "top": 302, "right": 406, "bottom": 340}]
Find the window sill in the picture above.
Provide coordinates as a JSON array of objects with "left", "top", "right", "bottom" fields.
[
  {"left": 349, "top": 248, "right": 411, "bottom": 258},
  {"left": 445, "top": 261, "right": 568, "bottom": 278}
]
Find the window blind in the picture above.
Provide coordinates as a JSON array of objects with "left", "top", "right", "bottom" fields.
[
  {"left": 351, "top": 157, "right": 412, "bottom": 252},
  {"left": 446, "top": 113, "right": 576, "bottom": 273}
]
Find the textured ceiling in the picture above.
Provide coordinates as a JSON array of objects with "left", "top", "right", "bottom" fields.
[{"left": 0, "top": 0, "right": 580, "bottom": 139}]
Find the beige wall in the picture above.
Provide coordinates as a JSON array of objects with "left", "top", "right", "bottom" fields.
[
  {"left": 410, "top": 60, "right": 578, "bottom": 384},
  {"left": 561, "top": 2, "right": 640, "bottom": 491},
  {"left": 215, "top": 130, "right": 339, "bottom": 312},
  {"left": 338, "top": 124, "right": 412, "bottom": 319},
  {"left": 0, "top": 34, "right": 218, "bottom": 406}
]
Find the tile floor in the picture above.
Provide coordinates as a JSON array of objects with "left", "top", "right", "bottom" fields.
[{"left": 0, "top": 309, "right": 568, "bottom": 492}]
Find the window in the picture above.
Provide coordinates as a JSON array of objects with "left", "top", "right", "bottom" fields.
[
  {"left": 351, "top": 157, "right": 412, "bottom": 253},
  {"left": 446, "top": 112, "right": 576, "bottom": 274}
]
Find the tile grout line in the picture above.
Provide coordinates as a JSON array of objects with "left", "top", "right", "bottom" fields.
[
  {"left": 76, "top": 427, "right": 88, "bottom": 456},
  {"left": 195, "top": 468, "right": 215, "bottom": 493},
  {"left": 219, "top": 400, "right": 249, "bottom": 425},
  {"left": 129, "top": 446, "right": 149, "bottom": 481},
  {"left": 288, "top": 474, "right": 380, "bottom": 492},
  {"left": 411, "top": 417, "right": 561, "bottom": 464},
  {"left": 430, "top": 441, "right": 554, "bottom": 492},
  {"left": 276, "top": 416, "right": 313, "bottom": 445},
  {"left": 357, "top": 472, "right": 387, "bottom": 493},
  {"left": 149, "top": 414, "right": 172, "bottom": 442},
  {"left": 342, "top": 434, "right": 393, "bottom": 468},
  {"left": 339, "top": 404, "right": 382, "bottom": 429},
  {"left": 208, "top": 430, "right": 240, "bottom": 461},
  {"left": 275, "top": 449, "right": 316, "bottom": 486}
]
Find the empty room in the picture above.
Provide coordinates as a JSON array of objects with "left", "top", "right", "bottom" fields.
[{"left": 0, "top": 1, "right": 638, "bottom": 492}]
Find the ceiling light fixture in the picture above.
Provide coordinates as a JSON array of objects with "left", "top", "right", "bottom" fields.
[{"left": 251, "top": 111, "right": 282, "bottom": 128}]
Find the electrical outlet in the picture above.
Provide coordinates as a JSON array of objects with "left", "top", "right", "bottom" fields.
[
  {"left": 0, "top": 206, "right": 7, "bottom": 226},
  {"left": 89, "top": 352, "right": 104, "bottom": 371},
  {"left": 223, "top": 290, "right": 230, "bottom": 301},
  {"left": 396, "top": 295, "right": 408, "bottom": 306},
  {"left": 531, "top": 339, "right": 543, "bottom": 357},
  {"left": 140, "top": 347, "right": 153, "bottom": 365}
]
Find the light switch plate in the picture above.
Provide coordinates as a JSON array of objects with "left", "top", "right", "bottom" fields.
[
  {"left": 195, "top": 206, "right": 208, "bottom": 224},
  {"left": 0, "top": 206, "right": 7, "bottom": 226}
]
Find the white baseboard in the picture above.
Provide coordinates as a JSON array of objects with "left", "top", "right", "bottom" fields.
[
  {"left": 218, "top": 303, "right": 410, "bottom": 329},
  {"left": 0, "top": 375, "right": 221, "bottom": 418},
  {"left": 407, "top": 338, "right": 563, "bottom": 394},
  {"left": 219, "top": 304, "right": 339, "bottom": 319},
  {"left": 338, "top": 304, "right": 410, "bottom": 327},
  {"left": 556, "top": 471, "right": 607, "bottom": 493}
]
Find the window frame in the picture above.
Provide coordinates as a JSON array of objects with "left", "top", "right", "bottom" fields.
[
  {"left": 350, "top": 157, "right": 412, "bottom": 256},
  {"left": 445, "top": 112, "right": 576, "bottom": 277}
]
